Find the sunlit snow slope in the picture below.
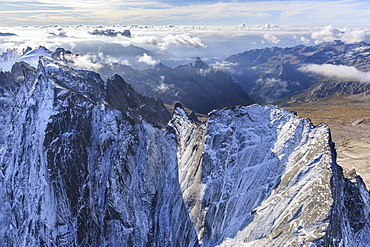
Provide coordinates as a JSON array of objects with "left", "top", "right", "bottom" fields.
[{"left": 0, "top": 57, "right": 370, "bottom": 246}]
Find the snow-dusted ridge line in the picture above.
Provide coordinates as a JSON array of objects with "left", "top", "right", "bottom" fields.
[
  {"left": 170, "top": 103, "right": 370, "bottom": 246},
  {"left": 0, "top": 58, "right": 370, "bottom": 246}
]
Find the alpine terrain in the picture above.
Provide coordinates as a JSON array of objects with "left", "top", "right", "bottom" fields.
[
  {"left": 0, "top": 54, "right": 370, "bottom": 246},
  {"left": 225, "top": 40, "right": 370, "bottom": 104},
  {"left": 1, "top": 46, "right": 253, "bottom": 115}
]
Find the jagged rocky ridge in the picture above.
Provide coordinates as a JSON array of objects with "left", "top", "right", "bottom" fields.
[
  {"left": 2, "top": 46, "right": 253, "bottom": 114},
  {"left": 0, "top": 58, "right": 370, "bottom": 246}
]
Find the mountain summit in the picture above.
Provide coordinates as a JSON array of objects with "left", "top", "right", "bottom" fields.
[{"left": 0, "top": 57, "right": 369, "bottom": 246}]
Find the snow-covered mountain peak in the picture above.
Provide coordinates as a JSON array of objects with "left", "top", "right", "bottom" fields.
[
  {"left": 37, "top": 56, "right": 106, "bottom": 105},
  {"left": 176, "top": 104, "right": 370, "bottom": 246},
  {"left": 17, "top": 46, "right": 52, "bottom": 69},
  {"left": 0, "top": 46, "right": 52, "bottom": 72},
  {"left": 171, "top": 103, "right": 195, "bottom": 124},
  {"left": 1, "top": 58, "right": 370, "bottom": 246},
  {"left": 21, "top": 46, "right": 51, "bottom": 59}
]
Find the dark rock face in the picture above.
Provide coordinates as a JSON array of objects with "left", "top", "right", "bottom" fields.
[
  {"left": 1, "top": 58, "right": 370, "bottom": 246},
  {"left": 319, "top": 159, "right": 370, "bottom": 246},
  {"left": 106, "top": 74, "right": 171, "bottom": 128}
]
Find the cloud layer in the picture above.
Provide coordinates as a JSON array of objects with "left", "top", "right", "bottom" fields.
[
  {"left": 131, "top": 35, "right": 158, "bottom": 46},
  {"left": 2, "top": 24, "right": 370, "bottom": 72},
  {"left": 210, "top": 61, "right": 239, "bottom": 73},
  {"left": 299, "top": 64, "right": 370, "bottom": 84},
  {"left": 160, "top": 33, "right": 207, "bottom": 50},
  {"left": 262, "top": 33, "right": 280, "bottom": 44},
  {"left": 65, "top": 54, "right": 103, "bottom": 71},
  {"left": 137, "top": 53, "right": 159, "bottom": 66},
  {"left": 311, "top": 25, "right": 370, "bottom": 44}
]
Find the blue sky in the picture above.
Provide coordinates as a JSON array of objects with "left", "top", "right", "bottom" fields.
[{"left": 1, "top": 0, "right": 370, "bottom": 26}]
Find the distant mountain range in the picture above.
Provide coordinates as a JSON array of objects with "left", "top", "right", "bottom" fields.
[
  {"left": 64, "top": 40, "right": 370, "bottom": 106},
  {"left": 225, "top": 40, "right": 370, "bottom": 104},
  {"left": 1, "top": 46, "right": 254, "bottom": 115},
  {"left": 3, "top": 40, "right": 370, "bottom": 112},
  {"left": 97, "top": 57, "right": 253, "bottom": 114}
]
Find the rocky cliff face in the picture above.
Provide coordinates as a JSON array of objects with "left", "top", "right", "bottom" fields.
[{"left": 0, "top": 58, "right": 370, "bottom": 246}]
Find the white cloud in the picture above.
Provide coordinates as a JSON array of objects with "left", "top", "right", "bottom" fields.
[
  {"left": 198, "top": 68, "right": 213, "bottom": 77},
  {"left": 160, "top": 33, "right": 207, "bottom": 50},
  {"left": 137, "top": 53, "right": 159, "bottom": 66},
  {"left": 256, "top": 77, "right": 289, "bottom": 102},
  {"left": 263, "top": 33, "right": 280, "bottom": 44},
  {"left": 154, "top": 75, "right": 175, "bottom": 93},
  {"left": 156, "top": 83, "right": 169, "bottom": 93},
  {"left": 311, "top": 25, "right": 370, "bottom": 44},
  {"left": 0, "top": 45, "right": 102, "bottom": 72},
  {"left": 69, "top": 42, "right": 76, "bottom": 49},
  {"left": 210, "top": 61, "right": 238, "bottom": 73},
  {"left": 258, "top": 77, "right": 288, "bottom": 89},
  {"left": 293, "top": 35, "right": 311, "bottom": 44},
  {"left": 298, "top": 64, "right": 370, "bottom": 83},
  {"left": 97, "top": 52, "right": 130, "bottom": 66},
  {"left": 64, "top": 53, "right": 102, "bottom": 71},
  {"left": 130, "top": 35, "right": 157, "bottom": 46}
]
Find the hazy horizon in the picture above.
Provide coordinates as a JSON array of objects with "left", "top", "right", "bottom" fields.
[
  {"left": 2, "top": 24, "right": 370, "bottom": 70},
  {"left": 2, "top": 0, "right": 370, "bottom": 68}
]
